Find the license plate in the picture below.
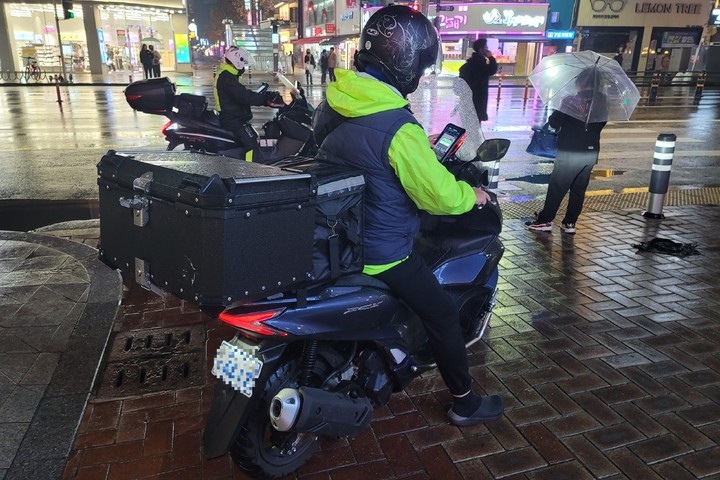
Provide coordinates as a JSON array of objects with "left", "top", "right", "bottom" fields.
[{"left": 212, "top": 340, "right": 264, "bottom": 397}]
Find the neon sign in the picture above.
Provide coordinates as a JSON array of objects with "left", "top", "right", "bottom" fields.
[
  {"left": 482, "top": 8, "right": 546, "bottom": 28},
  {"left": 429, "top": 3, "right": 549, "bottom": 34}
]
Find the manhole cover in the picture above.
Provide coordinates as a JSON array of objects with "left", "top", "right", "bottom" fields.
[{"left": 97, "top": 325, "right": 207, "bottom": 398}]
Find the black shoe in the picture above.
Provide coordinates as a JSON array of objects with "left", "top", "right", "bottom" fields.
[{"left": 448, "top": 395, "right": 504, "bottom": 426}]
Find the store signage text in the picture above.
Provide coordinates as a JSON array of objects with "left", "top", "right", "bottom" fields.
[
  {"left": 438, "top": 8, "right": 545, "bottom": 31},
  {"left": 482, "top": 9, "right": 546, "bottom": 28},
  {"left": 634, "top": 2, "right": 702, "bottom": 13},
  {"left": 430, "top": 3, "right": 548, "bottom": 34},
  {"left": 546, "top": 30, "right": 575, "bottom": 39}
]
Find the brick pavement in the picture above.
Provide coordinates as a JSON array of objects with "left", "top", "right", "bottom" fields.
[{"left": 60, "top": 205, "right": 720, "bottom": 479}]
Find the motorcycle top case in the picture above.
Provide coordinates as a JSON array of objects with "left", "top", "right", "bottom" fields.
[
  {"left": 125, "top": 77, "right": 176, "bottom": 115},
  {"left": 97, "top": 150, "right": 315, "bottom": 306}
]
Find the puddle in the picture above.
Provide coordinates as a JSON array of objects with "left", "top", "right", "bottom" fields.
[{"left": 0, "top": 199, "right": 99, "bottom": 232}]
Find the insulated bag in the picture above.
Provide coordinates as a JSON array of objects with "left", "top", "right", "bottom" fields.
[{"left": 274, "top": 157, "right": 365, "bottom": 282}]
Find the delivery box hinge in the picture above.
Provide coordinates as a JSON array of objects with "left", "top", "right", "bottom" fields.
[
  {"left": 135, "top": 258, "right": 166, "bottom": 297},
  {"left": 119, "top": 172, "right": 154, "bottom": 227},
  {"left": 119, "top": 195, "right": 150, "bottom": 227}
]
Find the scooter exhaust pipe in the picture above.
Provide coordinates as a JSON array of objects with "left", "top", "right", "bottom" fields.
[{"left": 270, "top": 387, "right": 373, "bottom": 437}]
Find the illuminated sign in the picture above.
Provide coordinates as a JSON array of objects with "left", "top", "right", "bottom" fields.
[
  {"left": 429, "top": 3, "right": 548, "bottom": 35},
  {"left": 712, "top": 7, "right": 720, "bottom": 24},
  {"left": 174, "top": 33, "right": 190, "bottom": 63},
  {"left": 546, "top": 29, "right": 576, "bottom": 39}
]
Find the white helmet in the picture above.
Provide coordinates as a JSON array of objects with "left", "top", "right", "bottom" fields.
[{"left": 224, "top": 46, "right": 251, "bottom": 70}]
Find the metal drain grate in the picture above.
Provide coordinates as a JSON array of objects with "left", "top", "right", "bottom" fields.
[{"left": 97, "top": 325, "right": 207, "bottom": 398}]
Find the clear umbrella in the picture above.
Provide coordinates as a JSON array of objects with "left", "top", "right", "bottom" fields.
[{"left": 529, "top": 50, "right": 641, "bottom": 124}]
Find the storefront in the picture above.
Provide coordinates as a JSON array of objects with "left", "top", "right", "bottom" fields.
[
  {"left": 427, "top": 3, "right": 549, "bottom": 76},
  {"left": 292, "top": 0, "right": 335, "bottom": 65},
  {"left": 575, "top": 0, "right": 712, "bottom": 72},
  {"left": 0, "top": 0, "right": 190, "bottom": 74}
]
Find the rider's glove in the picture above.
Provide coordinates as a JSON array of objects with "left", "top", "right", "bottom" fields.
[{"left": 265, "top": 91, "right": 284, "bottom": 107}]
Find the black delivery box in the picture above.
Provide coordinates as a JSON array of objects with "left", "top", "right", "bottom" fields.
[{"left": 97, "top": 150, "right": 316, "bottom": 306}]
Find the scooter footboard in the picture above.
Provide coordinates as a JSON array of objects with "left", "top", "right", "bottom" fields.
[{"left": 203, "top": 341, "right": 288, "bottom": 458}]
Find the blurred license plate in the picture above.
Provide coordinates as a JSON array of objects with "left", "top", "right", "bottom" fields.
[{"left": 211, "top": 340, "right": 263, "bottom": 397}]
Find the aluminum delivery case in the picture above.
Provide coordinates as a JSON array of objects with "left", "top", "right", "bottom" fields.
[{"left": 97, "top": 150, "right": 315, "bottom": 306}]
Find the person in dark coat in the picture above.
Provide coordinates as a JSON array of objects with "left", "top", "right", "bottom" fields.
[
  {"left": 459, "top": 38, "right": 497, "bottom": 123},
  {"left": 139, "top": 44, "right": 152, "bottom": 79}
]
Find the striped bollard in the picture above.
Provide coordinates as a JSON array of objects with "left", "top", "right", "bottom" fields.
[
  {"left": 643, "top": 133, "right": 676, "bottom": 219},
  {"left": 486, "top": 159, "right": 501, "bottom": 190}
]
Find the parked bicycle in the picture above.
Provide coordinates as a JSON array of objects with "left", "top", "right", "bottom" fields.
[{"left": 23, "top": 56, "right": 43, "bottom": 82}]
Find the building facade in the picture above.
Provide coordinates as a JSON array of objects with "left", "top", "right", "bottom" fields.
[
  {"left": 575, "top": 0, "right": 714, "bottom": 72},
  {"left": 0, "top": 0, "right": 191, "bottom": 74}
]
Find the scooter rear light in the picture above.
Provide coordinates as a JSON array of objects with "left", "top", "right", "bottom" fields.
[
  {"left": 161, "top": 121, "right": 174, "bottom": 135},
  {"left": 218, "top": 308, "right": 288, "bottom": 336}
]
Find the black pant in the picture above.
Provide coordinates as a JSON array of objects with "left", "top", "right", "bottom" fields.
[
  {"left": 329, "top": 67, "right": 336, "bottom": 82},
  {"left": 225, "top": 121, "right": 264, "bottom": 162},
  {"left": 374, "top": 253, "right": 471, "bottom": 396},
  {"left": 538, "top": 149, "right": 598, "bottom": 224},
  {"left": 305, "top": 68, "right": 313, "bottom": 85},
  {"left": 143, "top": 65, "right": 152, "bottom": 79}
]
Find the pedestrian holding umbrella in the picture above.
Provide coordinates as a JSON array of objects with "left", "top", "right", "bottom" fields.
[
  {"left": 528, "top": 50, "right": 640, "bottom": 124},
  {"left": 525, "top": 51, "right": 640, "bottom": 234}
]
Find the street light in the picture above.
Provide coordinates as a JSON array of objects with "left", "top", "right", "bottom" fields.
[{"left": 222, "top": 18, "right": 234, "bottom": 49}]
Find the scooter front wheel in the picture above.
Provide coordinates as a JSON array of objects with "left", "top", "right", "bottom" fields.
[{"left": 229, "top": 358, "right": 320, "bottom": 479}]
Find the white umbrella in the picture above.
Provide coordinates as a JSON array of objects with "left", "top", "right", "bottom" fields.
[{"left": 529, "top": 50, "right": 641, "bottom": 123}]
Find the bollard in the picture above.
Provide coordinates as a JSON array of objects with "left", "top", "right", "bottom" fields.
[
  {"left": 55, "top": 76, "right": 63, "bottom": 104},
  {"left": 648, "top": 72, "right": 660, "bottom": 103},
  {"left": 523, "top": 77, "right": 529, "bottom": 103},
  {"left": 485, "top": 159, "right": 501, "bottom": 190},
  {"left": 643, "top": 133, "right": 676, "bottom": 219},
  {"left": 212, "top": 65, "right": 218, "bottom": 78},
  {"left": 496, "top": 77, "right": 502, "bottom": 102},
  {"left": 129, "top": 74, "right": 133, "bottom": 83},
  {"left": 694, "top": 71, "right": 706, "bottom": 99},
  {"left": 248, "top": 65, "right": 252, "bottom": 84}
]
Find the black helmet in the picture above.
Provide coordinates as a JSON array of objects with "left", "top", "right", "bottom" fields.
[{"left": 354, "top": 5, "right": 439, "bottom": 96}]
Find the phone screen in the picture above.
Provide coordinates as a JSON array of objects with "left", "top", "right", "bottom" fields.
[{"left": 433, "top": 124, "right": 464, "bottom": 161}]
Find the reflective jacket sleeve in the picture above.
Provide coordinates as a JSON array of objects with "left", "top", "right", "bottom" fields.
[
  {"left": 387, "top": 123, "right": 476, "bottom": 215},
  {"left": 218, "top": 72, "right": 267, "bottom": 108}
]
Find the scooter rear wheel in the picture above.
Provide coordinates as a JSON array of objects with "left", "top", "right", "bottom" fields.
[{"left": 229, "top": 359, "right": 321, "bottom": 479}]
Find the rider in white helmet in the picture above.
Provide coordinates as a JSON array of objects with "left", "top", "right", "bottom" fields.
[{"left": 213, "top": 46, "right": 284, "bottom": 161}]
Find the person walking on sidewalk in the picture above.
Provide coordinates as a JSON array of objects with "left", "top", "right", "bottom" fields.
[
  {"left": 327, "top": 46, "right": 338, "bottom": 82},
  {"left": 459, "top": 38, "right": 497, "bottom": 125},
  {"left": 526, "top": 69, "right": 608, "bottom": 234},
  {"left": 304, "top": 49, "right": 315, "bottom": 86},
  {"left": 320, "top": 49, "right": 329, "bottom": 85},
  {"left": 312, "top": 5, "right": 504, "bottom": 426}
]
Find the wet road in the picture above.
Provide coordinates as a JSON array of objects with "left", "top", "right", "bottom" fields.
[{"left": 0, "top": 71, "right": 719, "bottom": 202}]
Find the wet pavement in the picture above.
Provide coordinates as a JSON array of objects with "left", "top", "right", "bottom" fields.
[
  {"left": 0, "top": 196, "right": 718, "bottom": 480},
  {"left": 1, "top": 66, "right": 720, "bottom": 479},
  {"left": 0, "top": 66, "right": 719, "bottom": 204}
]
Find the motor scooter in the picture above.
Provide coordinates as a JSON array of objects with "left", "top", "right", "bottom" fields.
[
  {"left": 124, "top": 74, "right": 316, "bottom": 162},
  {"left": 201, "top": 130, "right": 511, "bottom": 479}
]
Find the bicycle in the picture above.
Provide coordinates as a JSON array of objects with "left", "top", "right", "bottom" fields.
[{"left": 23, "top": 56, "right": 43, "bottom": 82}]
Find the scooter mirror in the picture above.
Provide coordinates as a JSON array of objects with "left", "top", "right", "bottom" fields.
[{"left": 476, "top": 139, "right": 510, "bottom": 163}]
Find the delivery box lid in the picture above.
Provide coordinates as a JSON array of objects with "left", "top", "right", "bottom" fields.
[{"left": 98, "top": 150, "right": 312, "bottom": 208}]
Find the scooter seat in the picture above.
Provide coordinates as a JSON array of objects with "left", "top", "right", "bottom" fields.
[{"left": 333, "top": 273, "right": 391, "bottom": 290}]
